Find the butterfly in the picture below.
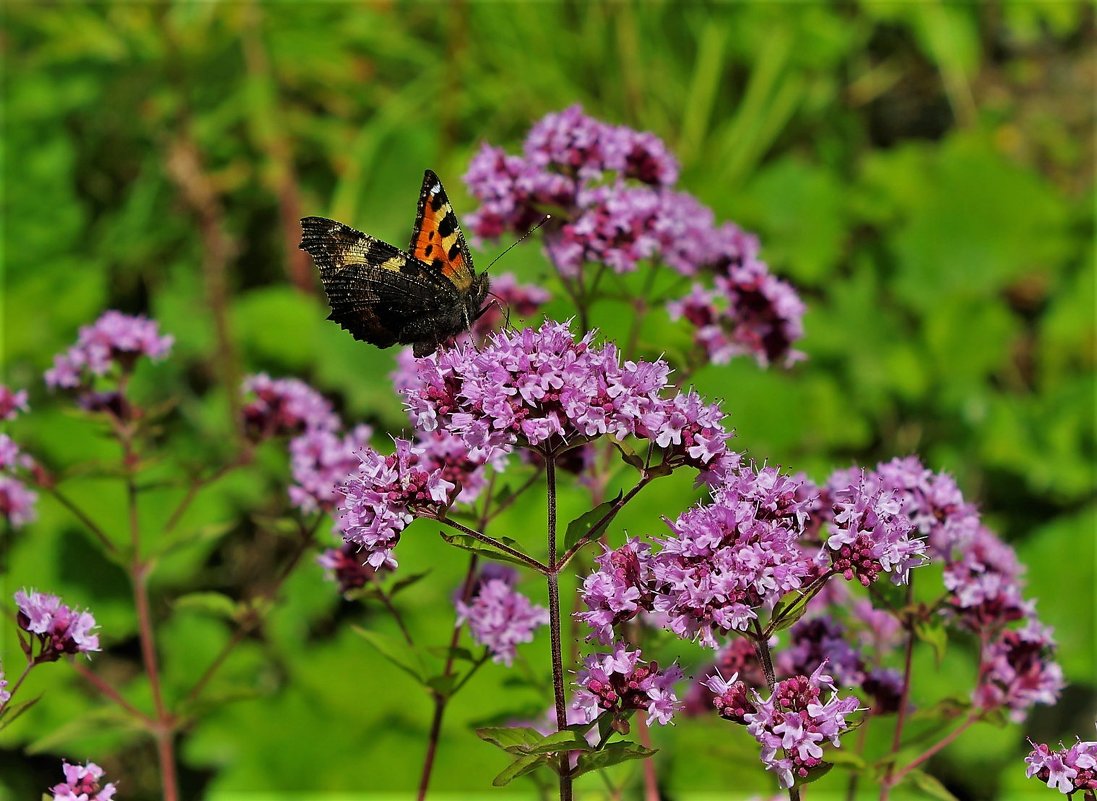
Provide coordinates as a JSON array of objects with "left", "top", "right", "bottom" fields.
[{"left": 300, "top": 170, "right": 489, "bottom": 358}]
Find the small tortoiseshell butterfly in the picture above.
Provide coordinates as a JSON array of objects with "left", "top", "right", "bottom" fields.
[{"left": 300, "top": 170, "right": 489, "bottom": 357}]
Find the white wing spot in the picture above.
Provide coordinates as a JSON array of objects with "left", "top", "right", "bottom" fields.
[{"left": 430, "top": 184, "right": 441, "bottom": 195}]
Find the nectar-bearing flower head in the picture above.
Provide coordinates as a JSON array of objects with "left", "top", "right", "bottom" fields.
[
  {"left": 15, "top": 589, "right": 100, "bottom": 661},
  {"left": 45, "top": 310, "right": 173, "bottom": 390},
  {"left": 1025, "top": 731, "right": 1097, "bottom": 795},
  {"left": 943, "top": 524, "right": 1029, "bottom": 632},
  {"left": 778, "top": 616, "right": 866, "bottom": 688},
  {"left": 50, "top": 760, "right": 117, "bottom": 801},
  {"left": 824, "top": 469, "right": 926, "bottom": 587},
  {"left": 0, "top": 385, "right": 28, "bottom": 421},
  {"left": 0, "top": 474, "right": 38, "bottom": 529},
  {"left": 317, "top": 542, "right": 386, "bottom": 595},
  {"left": 573, "top": 642, "right": 684, "bottom": 727},
  {"left": 241, "top": 373, "right": 340, "bottom": 438},
  {"left": 974, "top": 619, "right": 1064, "bottom": 722},
  {"left": 576, "top": 537, "right": 655, "bottom": 645},
  {"left": 338, "top": 438, "right": 456, "bottom": 569},
  {"left": 288, "top": 424, "right": 373, "bottom": 514},
  {"left": 455, "top": 578, "right": 549, "bottom": 666},
  {"left": 650, "top": 464, "right": 816, "bottom": 648},
  {"left": 744, "top": 663, "right": 861, "bottom": 789},
  {"left": 402, "top": 320, "right": 735, "bottom": 479}
]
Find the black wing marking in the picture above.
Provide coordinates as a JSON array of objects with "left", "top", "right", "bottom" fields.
[{"left": 300, "top": 216, "right": 457, "bottom": 347}]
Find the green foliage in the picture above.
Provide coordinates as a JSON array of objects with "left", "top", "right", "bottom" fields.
[{"left": 2, "top": 1, "right": 1093, "bottom": 798}]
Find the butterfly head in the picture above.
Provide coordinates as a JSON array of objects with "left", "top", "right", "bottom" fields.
[{"left": 466, "top": 271, "right": 491, "bottom": 325}]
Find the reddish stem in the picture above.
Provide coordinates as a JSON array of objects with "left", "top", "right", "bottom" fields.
[
  {"left": 881, "top": 577, "right": 917, "bottom": 801},
  {"left": 887, "top": 713, "right": 979, "bottom": 788},
  {"left": 71, "top": 662, "right": 153, "bottom": 724}
]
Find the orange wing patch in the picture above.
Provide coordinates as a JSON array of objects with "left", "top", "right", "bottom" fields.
[{"left": 410, "top": 170, "right": 475, "bottom": 292}]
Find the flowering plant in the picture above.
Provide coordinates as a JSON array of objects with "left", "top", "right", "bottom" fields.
[{"left": 0, "top": 109, "right": 1082, "bottom": 801}]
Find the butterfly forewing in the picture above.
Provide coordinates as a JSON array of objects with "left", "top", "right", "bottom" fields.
[
  {"left": 409, "top": 170, "right": 475, "bottom": 293},
  {"left": 300, "top": 216, "right": 456, "bottom": 348}
]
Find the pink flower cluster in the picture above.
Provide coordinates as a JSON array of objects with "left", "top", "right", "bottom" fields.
[
  {"left": 0, "top": 661, "right": 10, "bottom": 707},
  {"left": 50, "top": 760, "right": 116, "bottom": 801},
  {"left": 573, "top": 642, "right": 683, "bottom": 726},
  {"left": 403, "top": 321, "right": 735, "bottom": 479},
  {"left": 242, "top": 374, "right": 339, "bottom": 438},
  {"left": 464, "top": 106, "right": 805, "bottom": 367},
  {"left": 579, "top": 464, "right": 814, "bottom": 648},
  {"left": 15, "top": 589, "right": 100, "bottom": 662},
  {"left": 338, "top": 438, "right": 457, "bottom": 569},
  {"left": 975, "top": 621, "right": 1064, "bottom": 722},
  {"left": 0, "top": 385, "right": 28, "bottom": 421},
  {"left": 45, "top": 310, "right": 173, "bottom": 390},
  {"left": 456, "top": 576, "right": 549, "bottom": 666},
  {"left": 741, "top": 664, "right": 860, "bottom": 789},
  {"left": 316, "top": 542, "right": 385, "bottom": 595},
  {"left": 823, "top": 470, "right": 926, "bottom": 587},
  {"left": 1025, "top": 733, "right": 1097, "bottom": 795}
]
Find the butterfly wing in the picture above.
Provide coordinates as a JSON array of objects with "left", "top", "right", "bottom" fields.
[
  {"left": 300, "top": 216, "right": 457, "bottom": 348},
  {"left": 408, "top": 169, "right": 476, "bottom": 293}
]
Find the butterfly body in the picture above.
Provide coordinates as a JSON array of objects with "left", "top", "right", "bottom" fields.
[{"left": 300, "top": 170, "right": 489, "bottom": 357}]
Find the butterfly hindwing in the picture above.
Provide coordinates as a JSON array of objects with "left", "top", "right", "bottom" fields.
[
  {"left": 409, "top": 170, "right": 475, "bottom": 293},
  {"left": 300, "top": 216, "right": 458, "bottom": 348}
]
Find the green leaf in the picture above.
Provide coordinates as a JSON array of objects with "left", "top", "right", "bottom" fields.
[
  {"left": 174, "top": 591, "right": 240, "bottom": 622},
  {"left": 27, "top": 705, "right": 140, "bottom": 753},
  {"left": 572, "top": 741, "right": 657, "bottom": 778},
  {"left": 438, "top": 530, "right": 536, "bottom": 568},
  {"left": 492, "top": 754, "right": 552, "bottom": 786},
  {"left": 914, "top": 619, "right": 948, "bottom": 665},
  {"left": 905, "top": 769, "right": 962, "bottom": 801},
  {"left": 425, "top": 674, "right": 457, "bottom": 696},
  {"left": 476, "top": 726, "right": 546, "bottom": 753},
  {"left": 521, "top": 729, "right": 595, "bottom": 755},
  {"left": 563, "top": 491, "right": 623, "bottom": 552},
  {"left": 769, "top": 591, "right": 810, "bottom": 632},
  {"left": 351, "top": 626, "right": 425, "bottom": 685},
  {"left": 609, "top": 438, "right": 645, "bottom": 471},
  {"left": 0, "top": 694, "right": 42, "bottom": 732},
  {"left": 388, "top": 569, "right": 431, "bottom": 597}
]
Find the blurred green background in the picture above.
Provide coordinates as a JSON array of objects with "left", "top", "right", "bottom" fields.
[{"left": 1, "top": 2, "right": 1094, "bottom": 799}]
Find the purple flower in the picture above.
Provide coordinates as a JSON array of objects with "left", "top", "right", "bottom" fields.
[
  {"left": 1025, "top": 734, "right": 1097, "bottom": 794},
  {"left": 455, "top": 578, "right": 549, "bottom": 666},
  {"left": 0, "top": 661, "right": 10, "bottom": 707},
  {"left": 544, "top": 184, "right": 664, "bottom": 276},
  {"left": 975, "top": 620, "right": 1064, "bottom": 722},
  {"left": 686, "top": 637, "right": 769, "bottom": 716},
  {"left": 241, "top": 374, "right": 339, "bottom": 438},
  {"left": 403, "top": 320, "right": 734, "bottom": 478},
  {"left": 874, "top": 456, "right": 980, "bottom": 558},
  {"left": 45, "top": 311, "right": 173, "bottom": 389},
  {"left": 743, "top": 663, "right": 861, "bottom": 789},
  {"left": 943, "top": 525, "right": 1029, "bottom": 632},
  {"left": 778, "top": 616, "right": 865, "bottom": 688},
  {"left": 15, "top": 589, "right": 100, "bottom": 661},
  {"left": 413, "top": 429, "right": 492, "bottom": 506},
  {"left": 0, "top": 385, "right": 28, "bottom": 420},
  {"left": 1, "top": 476, "right": 38, "bottom": 529},
  {"left": 576, "top": 538, "right": 654, "bottom": 644},
  {"left": 317, "top": 542, "right": 386, "bottom": 595},
  {"left": 862, "top": 667, "right": 904, "bottom": 715},
  {"left": 573, "top": 642, "right": 683, "bottom": 726},
  {"left": 704, "top": 670, "right": 758, "bottom": 723},
  {"left": 50, "top": 760, "right": 116, "bottom": 801},
  {"left": 337, "top": 438, "right": 456, "bottom": 569},
  {"left": 288, "top": 424, "right": 372, "bottom": 513},
  {"left": 850, "top": 599, "right": 903, "bottom": 655},
  {"left": 824, "top": 470, "right": 925, "bottom": 587},
  {"left": 649, "top": 465, "right": 815, "bottom": 647}
]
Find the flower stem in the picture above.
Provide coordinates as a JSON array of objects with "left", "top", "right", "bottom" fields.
[
  {"left": 545, "top": 452, "right": 573, "bottom": 801},
  {"left": 435, "top": 516, "right": 549, "bottom": 574},
  {"left": 880, "top": 576, "right": 917, "bottom": 800},
  {"left": 71, "top": 662, "right": 153, "bottom": 724},
  {"left": 0, "top": 661, "right": 34, "bottom": 715},
  {"left": 120, "top": 424, "right": 178, "bottom": 801},
  {"left": 887, "top": 712, "right": 979, "bottom": 788}
]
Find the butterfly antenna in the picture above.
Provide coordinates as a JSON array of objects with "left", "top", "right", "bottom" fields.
[{"left": 483, "top": 214, "right": 551, "bottom": 273}]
